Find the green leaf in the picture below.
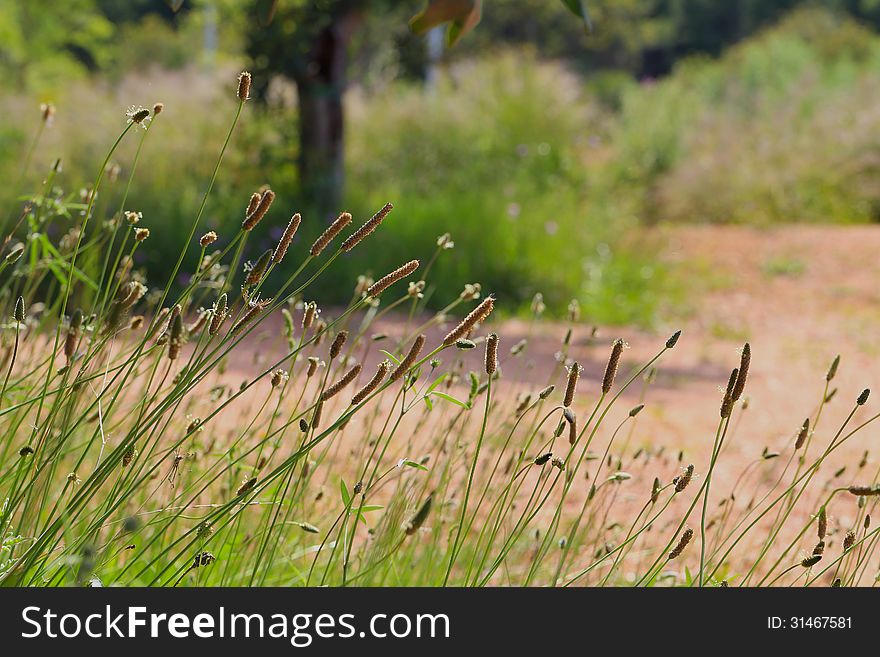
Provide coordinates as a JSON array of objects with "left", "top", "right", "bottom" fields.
[
  {"left": 358, "top": 505, "right": 383, "bottom": 513},
  {"left": 560, "top": 0, "right": 592, "bottom": 31},
  {"left": 422, "top": 395, "right": 434, "bottom": 411},
  {"left": 431, "top": 391, "right": 470, "bottom": 408},
  {"left": 410, "top": 0, "right": 482, "bottom": 47},
  {"left": 425, "top": 373, "right": 448, "bottom": 396},
  {"left": 380, "top": 350, "right": 402, "bottom": 365},
  {"left": 339, "top": 479, "right": 350, "bottom": 507},
  {"left": 398, "top": 458, "right": 429, "bottom": 472}
]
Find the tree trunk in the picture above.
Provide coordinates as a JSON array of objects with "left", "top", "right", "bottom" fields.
[{"left": 295, "top": 15, "right": 358, "bottom": 216}]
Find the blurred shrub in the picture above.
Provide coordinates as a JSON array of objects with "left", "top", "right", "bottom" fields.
[{"left": 610, "top": 7, "right": 880, "bottom": 224}]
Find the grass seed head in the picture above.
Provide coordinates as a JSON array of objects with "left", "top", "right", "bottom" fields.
[
  {"left": 366, "top": 259, "right": 420, "bottom": 297},
  {"left": 310, "top": 212, "right": 353, "bottom": 256},
  {"left": 732, "top": 342, "right": 750, "bottom": 401},
  {"left": 443, "top": 296, "right": 495, "bottom": 346},
  {"left": 230, "top": 298, "right": 271, "bottom": 338},
  {"left": 485, "top": 333, "right": 499, "bottom": 375},
  {"left": 329, "top": 330, "right": 348, "bottom": 360},
  {"left": 272, "top": 213, "right": 301, "bottom": 263},
  {"left": 245, "top": 249, "right": 272, "bottom": 286},
  {"left": 352, "top": 360, "right": 390, "bottom": 405},
  {"left": 563, "top": 361, "right": 580, "bottom": 407},
  {"left": 405, "top": 492, "right": 434, "bottom": 536},
  {"left": 801, "top": 555, "right": 821, "bottom": 568},
  {"left": 720, "top": 367, "right": 739, "bottom": 418},
  {"left": 391, "top": 334, "right": 426, "bottom": 382},
  {"left": 209, "top": 293, "right": 228, "bottom": 335},
  {"left": 826, "top": 354, "right": 840, "bottom": 382},
  {"left": 200, "top": 231, "right": 218, "bottom": 247},
  {"left": 13, "top": 295, "right": 24, "bottom": 322},
  {"left": 341, "top": 202, "right": 393, "bottom": 252},
  {"left": 168, "top": 312, "right": 184, "bottom": 361},
  {"left": 674, "top": 464, "right": 695, "bottom": 493},
  {"left": 242, "top": 188, "right": 275, "bottom": 231},
  {"left": 237, "top": 71, "right": 252, "bottom": 101},
  {"left": 795, "top": 418, "right": 810, "bottom": 449},
  {"left": 321, "top": 363, "right": 362, "bottom": 401},
  {"left": 602, "top": 339, "right": 625, "bottom": 394},
  {"left": 669, "top": 527, "right": 693, "bottom": 560},
  {"left": 847, "top": 484, "right": 880, "bottom": 496}
]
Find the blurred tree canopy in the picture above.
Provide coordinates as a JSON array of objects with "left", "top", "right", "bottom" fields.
[{"left": 6, "top": 0, "right": 880, "bottom": 214}]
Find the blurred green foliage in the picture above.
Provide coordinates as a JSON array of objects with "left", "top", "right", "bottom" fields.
[{"left": 3, "top": 1, "right": 880, "bottom": 326}]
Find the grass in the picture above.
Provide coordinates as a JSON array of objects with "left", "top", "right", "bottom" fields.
[{"left": 1, "top": 72, "right": 879, "bottom": 588}]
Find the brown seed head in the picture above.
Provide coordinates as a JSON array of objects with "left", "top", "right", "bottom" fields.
[
  {"left": 674, "top": 464, "right": 695, "bottom": 493},
  {"left": 310, "top": 212, "right": 353, "bottom": 256},
  {"left": 801, "top": 555, "right": 822, "bottom": 568},
  {"left": 564, "top": 408, "right": 578, "bottom": 445},
  {"left": 272, "top": 213, "right": 301, "bottom": 263},
  {"left": 209, "top": 293, "right": 228, "bottom": 335},
  {"left": 405, "top": 493, "right": 433, "bottom": 536},
  {"left": 443, "top": 296, "right": 495, "bottom": 346},
  {"left": 200, "top": 231, "right": 218, "bottom": 247},
  {"left": 230, "top": 298, "right": 271, "bottom": 338},
  {"left": 168, "top": 312, "right": 184, "bottom": 361},
  {"left": 341, "top": 203, "right": 393, "bottom": 252},
  {"left": 242, "top": 189, "right": 275, "bottom": 231},
  {"left": 246, "top": 192, "right": 261, "bottom": 217},
  {"left": 329, "top": 330, "right": 348, "bottom": 359},
  {"left": 795, "top": 418, "right": 810, "bottom": 449},
  {"left": 720, "top": 367, "right": 739, "bottom": 418},
  {"left": 669, "top": 527, "right": 693, "bottom": 560},
  {"left": 485, "top": 333, "right": 499, "bottom": 376},
  {"left": 665, "top": 330, "right": 682, "bottom": 349},
  {"left": 65, "top": 309, "right": 83, "bottom": 360},
  {"left": 366, "top": 259, "right": 419, "bottom": 297},
  {"left": 847, "top": 484, "right": 880, "bottom": 496},
  {"left": 391, "top": 334, "right": 426, "bottom": 382},
  {"left": 352, "top": 360, "right": 390, "bottom": 405},
  {"left": 237, "top": 71, "right": 252, "bottom": 101},
  {"left": 245, "top": 249, "right": 272, "bottom": 286},
  {"left": 826, "top": 354, "right": 840, "bottom": 382},
  {"left": 732, "top": 343, "right": 750, "bottom": 402},
  {"left": 564, "top": 362, "right": 580, "bottom": 407},
  {"left": 651, "top": 477, "right": 662, "bottom": 503},
  {"left": 13, "top": 296, "right": 24, "bottom": 322},
  {"left": 602, "top": 339, "right": 625, "bottom": 394},
  {"left": 818, "top": 506, "right": 827, "bottom": 539},
  {"left": 321, "top": 363, "right": 362, "bottom": 401}
]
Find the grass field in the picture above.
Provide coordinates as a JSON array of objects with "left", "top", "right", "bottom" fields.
[{"left": 1, "top": 73, "right": 879, "bottom": 588}]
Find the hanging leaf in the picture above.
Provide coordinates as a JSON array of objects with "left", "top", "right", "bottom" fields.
[
  {"left": 255, "top": 0, "right": 279, "bottom": 26},
  {"left": 410, "top": 0, "right": 483, "bottom": 47},
  {"left": 560, "top": 0, "right": 592, "bottom": 31}
]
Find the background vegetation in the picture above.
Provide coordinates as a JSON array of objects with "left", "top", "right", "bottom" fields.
[{"left": 3, "top": 0, "right": 880, "bottom": 324}]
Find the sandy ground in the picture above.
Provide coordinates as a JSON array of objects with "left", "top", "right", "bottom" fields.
[{"left": 211, "top": 224, "right": 880, "bottom": 582}]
